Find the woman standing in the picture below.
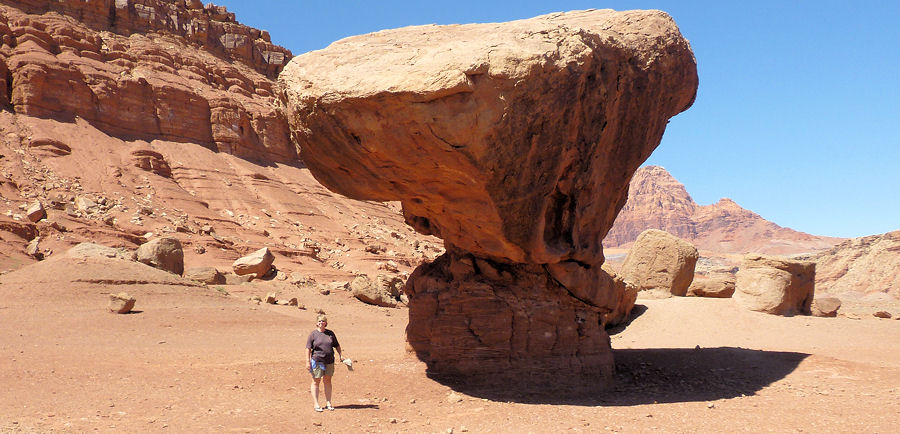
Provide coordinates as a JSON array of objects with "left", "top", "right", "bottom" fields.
[{"left": 306, "top": 313, "right": 345, "bottom": 412}]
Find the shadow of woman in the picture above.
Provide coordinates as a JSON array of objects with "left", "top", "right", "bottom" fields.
[{"left": 426, "top": 346, "right": 808, "bottom": 406}]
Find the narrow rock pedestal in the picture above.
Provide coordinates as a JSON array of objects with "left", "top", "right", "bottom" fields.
[{"left": 406, "top": 250, "right": 614, "bottom": 383}]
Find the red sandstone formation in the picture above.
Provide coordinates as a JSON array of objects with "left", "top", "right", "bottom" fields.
[
  {"left": 280, "top": 9, "right": 698, "bottom": 380},
  {"left": 0, "top": 0, "right": 295, "bottom": 162},
  {"left": 605, "top": 165, "right": 843, "bottom": 254},
  {"left": 0, "top": 0, "right": 437, "bottom": 289}
]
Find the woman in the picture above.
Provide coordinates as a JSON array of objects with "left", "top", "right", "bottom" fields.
[{"left": 306, "top": 313, "right": 345, "bottom": 412}]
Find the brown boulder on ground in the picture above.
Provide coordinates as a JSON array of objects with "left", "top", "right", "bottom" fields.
[
  {"left": 280, "top": 9, "right": 697, "bottom": 380},
  {"left": 136, "top": 237, "right": 185, "bottom": 275},
  {"left": 811, "top": 297, "right": 842, "bottom": 317},
  {"left": 734, "top": 254, "right": 815, "bottom": 316},
  {"left": 688, "top": 274, "right": 736, "bottom": 298},
  {"left": 232, "top": 247, "right": 275, "bottom": 278},
  {"left": 108, "top": 292, "right": 136, "bottom": 314},
  {"left": 183, "top": 267, "right": 225, "bottom": 285},
  {"left": 620, "top": 229, "right": 699, "bottom": 298},
  {"left": 350, "top": 274, "right": 403, "bottom": 308},
  {"left": 874, "top": 311, "right": 893, "bottom": 319}
]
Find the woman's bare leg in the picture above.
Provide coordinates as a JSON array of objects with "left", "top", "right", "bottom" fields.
[
  {"left": 323, "top": 376, "right": 333, "bottom": 407},
  {"left": 310, "top": 377, "right": 321, "bottom": 408}
]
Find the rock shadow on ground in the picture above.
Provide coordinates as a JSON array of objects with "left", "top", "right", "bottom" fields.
[{"left": 428, "top": 347, "right": 808, "bottom": 406}]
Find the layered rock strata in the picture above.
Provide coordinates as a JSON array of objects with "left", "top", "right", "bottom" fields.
[
  {"left": 280, "top": 9, "right": 698, "bottom": 380},
  {"left": 0, "top": 0, "right": 295, "bottom": 162}
]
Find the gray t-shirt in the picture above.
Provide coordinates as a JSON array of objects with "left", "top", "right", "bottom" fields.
[{"left": 306, "top": 329, "right": 340, "bottom": 364}]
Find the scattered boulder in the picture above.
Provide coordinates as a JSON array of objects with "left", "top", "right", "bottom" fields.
[
  {"left": 687, "top": 274, "right": 736, "bottom": 298},
  {"left": 811, "top": 297, "right": 841, "bottom": 317},
  {"left": 288, "top": 298, "right": 299, "bottom": 306},
  {"left": 734, "top": 254, "right": 815, "bottom": 316},
  {"left": 25, "top": 236, "right": 43, "bottom": 259},
  {"left": 874, "top": 311, "right": 892, "bottom": 319},
  {"left": 135, "top": 237, "right": 185, "bottom": 275},
  {"left": 248, "top": 295, "right": 262, "bottom": 304},
  {"left": 265, "top": 293, "right": 278, "bottom": 304},
  {"left": 350, "top": 274, "right": 404, "bottom": 308},
  {"left": 108, "top": 293, "right": 136, "bottom": 314},
  {"left": 620, "top": 229, "right": 699, "bottom": 298},
  {"left": 74, "top": 195, "right": 98, "bottom": 214},
  {"left": 25, "top": 202, "right": 46, "bottom": 223},
  {"left": 225, "top": 273, "right": 254, "bottom": 285},
  {"left": 183, "top": 267, "right": 225, "bottom": 285},
  {"left": 232, "top": 247, "right": 275, "bottom": 278}
]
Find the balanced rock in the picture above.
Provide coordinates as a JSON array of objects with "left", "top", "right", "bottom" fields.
[
  {"left": 688, "top": 274, "right": 736, "bottom": 298},
  {"left": 811, "top": 297, "right": 841, "bottom": 317},
  {"left": 280, "top": 9, "right": 697, "bottom": 380},
  {"left": 108, "top": 292, "right": 136, "bottom": 314},
  {"left": 232, "top": 247, "right": 275, "bottom": 278},
  {"left": 135, "top": 237, "right": 184, "bottom": 275},
  {"left": 620, "top": 229, "right": 699, "bottom": 298},
  {"left": 734, "top": 254, "right": 815, "bottom": 316},
  {"left": 183, "top": 266, "right": 225, "bottom": 285}
]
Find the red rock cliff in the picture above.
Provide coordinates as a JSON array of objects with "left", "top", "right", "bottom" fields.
[{"left": 0, "top": 0, "right": 295, "bottom": 162}]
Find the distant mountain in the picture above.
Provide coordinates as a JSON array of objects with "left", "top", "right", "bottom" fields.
[{"left": 604, "top": 166, "right": 843, "bottom": 254}]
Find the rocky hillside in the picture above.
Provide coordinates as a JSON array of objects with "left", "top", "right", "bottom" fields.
[
  {"left": 0, "top": 0, "right": 440, "bottom": 282},
  {"left": 604, "top": 165, "right": 843, "bottom": 254},
  {"left": 799, "top": 230, "right": 900, "bottom": 300}
]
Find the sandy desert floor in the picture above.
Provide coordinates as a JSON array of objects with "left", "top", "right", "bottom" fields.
[{"left": 1, "top": 258, "right": 899, "bottom": 433}]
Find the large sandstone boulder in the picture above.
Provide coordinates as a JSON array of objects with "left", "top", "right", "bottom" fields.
[
  {"left": 280, "top": 9, "right": 697, "bottom": 380},
  {"left": 350, "top": 274, "right": 404, "bottom": 308},
  {"left": 811, "top": 297, "right": 841, "bottom": 317},
  {"left": 232, "top": 247, "right": 275, "bottom": 278},
  {"left": 135, "top": 237, "right": 184, "bottom": 275},
  {"left": 620, "top": 229, "right": 699, "bottom": 298},
  {"left": 734, "top": 254, "right": 815, "bottom": 316}
]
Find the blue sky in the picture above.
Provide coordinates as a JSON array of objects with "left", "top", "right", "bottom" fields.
[{"left": 218, "top": 1, "right": 899, "bottom": 239}]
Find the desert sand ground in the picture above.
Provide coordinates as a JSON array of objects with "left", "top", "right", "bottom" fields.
[{"left": 2, "top": 256, "right": 899, "bottom": 433}]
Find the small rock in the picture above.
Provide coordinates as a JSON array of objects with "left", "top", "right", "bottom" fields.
[
  {"left": 446, "top": 392, "right": 464, "bottom": 404},
  {"left": 108, "top": 293, "right": 136, "bottom": 314},
  {"left": 288, "top": 298, "right": 299, "bottom": 306},
  {"left": 874, "top": 311, "right": 892, "bottom": 319},
  {"left": 248, "top": 296, "right": 262, "bottom": 304},
  {"left": 265, "top": 293, "right": 277, "bottom": 304},
  {"left": 25, "top": 236, "right": 43, "bottom": 259},
  {"left": 25, "top": 201, "right": 46, "bottom": 222}
]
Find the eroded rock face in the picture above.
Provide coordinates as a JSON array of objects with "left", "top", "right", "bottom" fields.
[
  {"left": 280, "top": 9, "right": 698, "bottom": 380},
  {"left": 734, "top": 254, "right": 815, "bottom": 316},
  {"left": 280, "top": 9, "right": 698, "bottom": 265},
  {"left": 0, "top": 1, "right": 295, "bottom": 162}
]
